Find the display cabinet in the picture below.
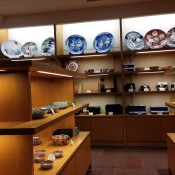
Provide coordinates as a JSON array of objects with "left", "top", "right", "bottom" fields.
[
  {"left": 0, "top": 13, "right": 175, "bottom": 148},
  {"left": 0, "top": 60, "right": 90, "bottom": 175}
]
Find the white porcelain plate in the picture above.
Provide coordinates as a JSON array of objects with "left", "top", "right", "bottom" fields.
[
  {"left": 65, "top": 34, "right": 87, "bottom": 54},
  {"left": 93, "top": 32, "right": 115, "bottom": 53},
  {"left": 125, "top": 31, "right": 144, "bottom": 50},
  {"left": 167, "top": 27, "right": 175, "bottom": 48},
  {"left": 1, "top": 40, "right": 22, "bottom": 58},
  {"left": 144, "top": 29, "right": 167, "bottom": 49},
  {"left": 66, "top": 60, "right": 79, "bottom": 71},
  {"left": 21, "top": 42, "right": 38, "bottom": 57},
  {"left": 41, "top": 37, "right": 55, "bottom": 56}
]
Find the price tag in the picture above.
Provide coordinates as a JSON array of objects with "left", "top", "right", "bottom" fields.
[
  {"left": 89, "top": 112, "right": 94, "bottom": 115},
  {"left": 108, "top": 112, "right": 113, "bottom": 115},
  {"left": 50, "top": 108, "right": 55, "bottom": 115}
]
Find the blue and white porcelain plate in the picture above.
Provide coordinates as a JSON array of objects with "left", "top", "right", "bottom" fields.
[
  {"left": 1, "top": 40, "right": 22, "bottom": 58},
  {"left": 93, "top": 32, "right": 115, "bottom": 53},
  {"left": 22, "top": 42, "right": 38, "bottom": 57},
  {"left": 41, "top": 37, "right": 55, "bottom": 56},
  {"left": 125, "top": 31, "right": 145, "bottom": 50},
  {"left": 167, "top": 27, "right": 175, "bottom": 48},
  {"left": 65, "top": 34, "right": 87, "bottom": 54}
]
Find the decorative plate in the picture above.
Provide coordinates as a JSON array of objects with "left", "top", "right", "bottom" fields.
[
  {"left": 66, "top": 60, "right": 79, "bottom": 71},
  {"left": 125, "top": 31, "right": 144, "bottom": 50},
  {"left": 21, "top": 42, "right": 38, "bottom": 57},
  {"left": 167, "top": 27, "right": 175, "bottom": 48},
  {"left": 41, "top": 37, "right": 55, "bottom": 56},
  {"left": 65, "top": 34, "right": 87, "bottom": 54},
  {"left": 1, "top": 40, "right": 22, "bottom": 58},
  {"left": 93, "top": 32, "right": 115, "bottom": 53},
  {"left": 144, "top": 29, "right": 167, "bottom": 49}
]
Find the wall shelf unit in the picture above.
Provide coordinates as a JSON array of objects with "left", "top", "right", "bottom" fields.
[{"left": 0, "top": 60, "right": 90, "bottom": 175}]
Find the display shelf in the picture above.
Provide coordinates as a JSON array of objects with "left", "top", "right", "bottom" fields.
[
  {"left": 165, "top": 102, "right": 175, "bottom": 110},
  {"left": 76, "top": 114, "right": 124, "bottom": 117},
  {"left": 125, "top": 113, "right": 175, "bottom": 117},
  {"left": 0, "top": 104, "right": 88, "bottom": 135},
  {"left": 0, "top": 60, "right": 87, "bottom": 78},
  {"left": 164, "top": 66, "right": 175, "bottom": 75},
  {"left": 57, "top": 51, "right": 121, "bottom": 60},
  {"left": 124, "top": 90, "right": 175, "bottom": 95},
  {"left": 123, "top": 48, "right": 175, "bottom": 56},
  {"left": 34, "top": 131, "right": 90, "bottom": 175},
  {"left": 74, "top": 92, "right": 122, "bottom": 95}
]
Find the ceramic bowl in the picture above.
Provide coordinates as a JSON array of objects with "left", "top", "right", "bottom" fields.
[
  {"left": 149, "top": 66, "right": 159, "bottom": 71},
  {"left": 35, "top": 149, "right": 46, "bottom": 155},
  {"left": 32, "top": 109, "right": 47, "bottom": 119},
  {"left": 33, "top": 136, "right": 41, "bottom": 145},
  {"left": 33, "top": 153, "right": 45, "bottom": 163},
  {"left": 52, "top": 134, "right": 69, "bottom": 145},
  {"left": 40, "top": 160, "right": 53, "bottom": 169},
  {"left": 40, "top": 105, "right": 59, "bottom": 113},
  {"left": 52, "top": 150, "right": 63, "bottom": 158}
]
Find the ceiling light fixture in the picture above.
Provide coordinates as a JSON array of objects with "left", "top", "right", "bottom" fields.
[{"left": 37, "top": 71, "right": 73, "bottom": 77}]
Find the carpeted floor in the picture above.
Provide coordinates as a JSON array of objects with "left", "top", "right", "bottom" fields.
[{"left": 86, "top": 146, "right": 170, "bottom": 175}]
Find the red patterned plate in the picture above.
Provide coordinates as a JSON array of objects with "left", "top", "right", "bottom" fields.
[
  {"left": 144, "top": 29, "right": 167, "bottom": 49},
  {"left": 66, "top": 60, "right": 79, "bottom": 71}
]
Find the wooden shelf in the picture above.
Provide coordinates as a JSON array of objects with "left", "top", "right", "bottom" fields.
[
  {"left": 0, "top": 60, "right": 87, "bottom": 78},
  {"left": 0, "top": 104, "right": 88, "bottom": 135},
  {"left": 74, "top": 92, "right": 122, "bottom": 95},
  {"left": 34, "top": 131, "right": 90, "bottom": 175},
  {"left": 56, "top": 51, "right": 121, "bottom": 60},
  {"left": 124, "top": 90, "right": 175, "bottom": 95},
  {"left": 76, "top": 113, "right": 123, "bottom": 117},
  {"left": 123, "top": 48, "right": 175, "bottom": 56},
  {"left": 165, "top": 102, "right": 175, "bottom": 110}
]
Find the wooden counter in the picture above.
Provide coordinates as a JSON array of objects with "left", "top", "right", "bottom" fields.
[
  {"left": 167, "top": 133, "right": 175, "bottom": 175},
  {"left": 34, "top": 131, "right": 91, "bottom": 175}
]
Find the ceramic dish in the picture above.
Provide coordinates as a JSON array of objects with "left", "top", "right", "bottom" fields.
[
  {"left": 21, "top": 42, "right": 38, "bottom": 57},
  {"left": 41, "top": 37, "right": 55, "bottom": 56},
  {"left": 144, "top": 29, "right": 167, "bottom": 49},
  {"left": 65, "top": 34, "right": 87, "bottom": 54},
  {"left": 52, "top": 150, "right": 63, "bottom": 158},
  {"left": 166, "top": 27, "right": 175, "bottom": 48},
  {"left": 93, "top": 32, "right": 115, "bottom": 53},
  {"left": 125, "top": 31, "right": 145, "bottom": 50},
  {"left": 66, "top": 60, "right": 79, "bottom": 71},
  {"left": 1, "top": 40, "right": 22, "bottom": 58}
]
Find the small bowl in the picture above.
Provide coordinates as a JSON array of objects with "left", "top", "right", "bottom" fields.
[
  {"left": 35, "top": 149, "right": 46, "bottom": 155},
  {"left": 32, "top": 109, "right": 47, "bottom": 120},
  {"left": 33, "top": 153, "right": 45, "bottom": 163},
  {"left": 101, "top": 68, "right": 108, "bottom": 73},
  {"left": 52, "top": 150, "right": 63, "bottom": 158},
  {"left": 52, "top": 134, "right": 69, "bottom": 145},
  {"left": 107, "top": 69, "right": 114, "bottom": 73},
  {"left": 149, "top": 66, "right": 159, "bottom": 71},
  {"left": 33, "top": 136, "right": 41, "bottom": 145},
  {"left": 40, "top": 105, "right": 59, "bottom": 113},
  {"left": 40, "top": 160, "right": 53, "bottom": 169}
]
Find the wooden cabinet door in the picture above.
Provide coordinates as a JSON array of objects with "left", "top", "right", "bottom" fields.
[
  {"left": 75, "top": 117, "right": 91, "bottom": 132},
  {"left": 91, "top": 117, "right": 124, "bottom": 142},
  {"left": 60, "top": 156, "right": 76, "bottom": 175},
  {"left": 75, "top": 136, "right": 91, "bottom": 175}
]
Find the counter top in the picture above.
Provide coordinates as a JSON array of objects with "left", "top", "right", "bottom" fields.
[{"left": 34, "top": 131, "right": 90, "bottom": 175}]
